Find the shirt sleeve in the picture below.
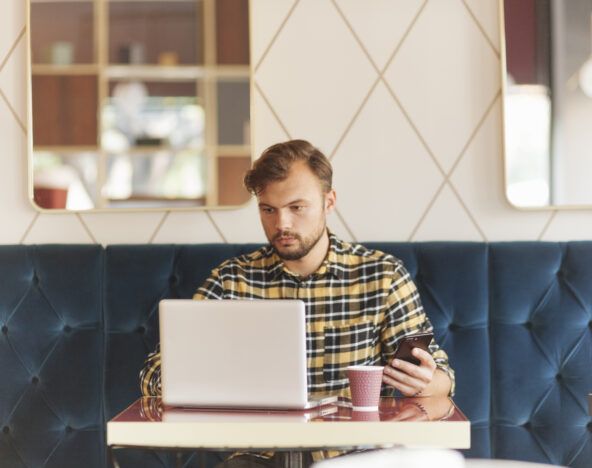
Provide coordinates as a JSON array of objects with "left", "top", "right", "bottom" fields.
[
  {"left": 138, "top": 268, "right": 224, "bottom": 397},
  {"left": 380, "top": 261, "right": 456, "bottom": 396},
  {"left": 193, "top": 267, "right": 225, "bottom": 300},
  {"left": 139, "top": 343, "right": 162, "bottom": 397}
]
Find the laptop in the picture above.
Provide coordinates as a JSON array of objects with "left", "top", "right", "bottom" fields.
[{"left": 158, "top": 299, "right": 337, "bottom": 410}]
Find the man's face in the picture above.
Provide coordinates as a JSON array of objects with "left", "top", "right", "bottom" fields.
[{"left": 257, "top": 161, "right": 335, "bottom": 261}]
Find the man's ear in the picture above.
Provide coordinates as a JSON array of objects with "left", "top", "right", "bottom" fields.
[{"left": 325, "top": 189, "right": 336, "bottom": 213}]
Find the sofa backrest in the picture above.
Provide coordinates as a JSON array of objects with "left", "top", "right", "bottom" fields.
[
  {"left": 0, "top": 245, "right": 104, "bottom": 468},
  {"left": 0, "top": 243, "right": 590, "bottom": 467}
]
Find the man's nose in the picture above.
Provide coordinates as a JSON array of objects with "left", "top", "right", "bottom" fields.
[{"left": 275, "top": 210, "right": 292, "bottom": 231}]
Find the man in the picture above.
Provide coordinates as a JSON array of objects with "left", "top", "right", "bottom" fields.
[{"left": 140, "top": 139, "right": 454, "bottom": 467}]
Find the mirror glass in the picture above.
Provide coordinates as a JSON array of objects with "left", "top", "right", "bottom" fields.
[
  {"left": 28, "top": 0, "right": 251, "bottom": 210},
  {"left": 502, "top": 0, "right": 592, "bottom": 208}
]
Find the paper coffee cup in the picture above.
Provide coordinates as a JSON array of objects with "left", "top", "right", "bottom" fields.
[{"left": 347, "top": 365, "right": 384, "bottom": 411}]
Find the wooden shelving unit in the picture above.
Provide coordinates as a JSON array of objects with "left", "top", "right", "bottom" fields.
[{"left": 30, "top": 0, "right": 251, "bottom": 210}]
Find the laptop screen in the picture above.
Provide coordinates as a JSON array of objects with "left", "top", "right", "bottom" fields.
[{"left": 159, "top": 299, "right": 308, "bottom": 409}]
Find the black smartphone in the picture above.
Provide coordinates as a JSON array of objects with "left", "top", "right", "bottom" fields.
[{"left": 393, "top": 332, "right": 434, "bottom": 365}]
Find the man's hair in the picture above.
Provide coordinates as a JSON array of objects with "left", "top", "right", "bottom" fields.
[{"left": 244, "top": 139, "right": 333, "bottom": 195}]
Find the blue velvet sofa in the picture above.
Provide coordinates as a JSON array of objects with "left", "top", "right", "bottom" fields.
[{"left": 0, "top": 242, "right": 591, "bottom": 467}]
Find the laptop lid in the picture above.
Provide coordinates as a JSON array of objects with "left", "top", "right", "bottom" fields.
[{"left": 159, "top": 299, "right": 309, "bottom": 409}]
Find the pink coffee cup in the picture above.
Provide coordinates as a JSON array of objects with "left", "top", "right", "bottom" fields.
[{"left": 346, "top": 365, "right": 384, "bottom": 411}]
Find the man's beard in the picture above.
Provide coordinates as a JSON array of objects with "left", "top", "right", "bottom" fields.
[{"left": 271, "top": 224, "right": 326, "bottom": 261}]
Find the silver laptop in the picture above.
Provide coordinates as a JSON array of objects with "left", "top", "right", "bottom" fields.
[{"left": 158, "top": 299, "right": 337, "bottom": 410}]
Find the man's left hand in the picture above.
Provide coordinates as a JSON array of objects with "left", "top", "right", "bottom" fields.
[{"left": 382, "top": 347, "right": 436, "bottom": 397}]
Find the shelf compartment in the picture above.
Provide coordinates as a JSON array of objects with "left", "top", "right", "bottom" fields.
[
  {"left": 215, "top": 0, "right": 249, "bottom": 65},
  {"left": 32, "top": 150, "right": 99, "bottom": 210},
  {"left": 32, "top": 74, "right": 99, "bottom": 146},
  {"left": 103, "top": 150, "right": 208, "bottom": 204},
  {"left": 30, "top": 1, "right": 95, "bottom": 65},
  {"left": 217, "top": 155, "right": 251, "bottom": 206},
  {"left": 108, "top": 0, "right": 204, "bottom": 65},
  {"left": 217, "top": 78, "right": 250, "bottom": 145}
]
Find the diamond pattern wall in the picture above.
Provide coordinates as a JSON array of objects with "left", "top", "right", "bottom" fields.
[
  {"left": 0, "top": 0, "right": 589, "bottom": 245},
  {"left": 332, "top": 81, "right": 443, "bottom": 240},
  {"left": 255, "top": 0, "right": 378, "bottom": 154},
  {"left": 383, "top": 0, "right": 500, "bottom": 173}
]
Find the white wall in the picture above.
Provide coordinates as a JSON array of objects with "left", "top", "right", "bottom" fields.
[{"left": 1, "top": 0, "right": 591, "bottom": 245}]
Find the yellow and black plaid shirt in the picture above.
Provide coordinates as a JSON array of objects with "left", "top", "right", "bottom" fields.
[
  {"left": 140, "top": 232, "right": 454, "bottom": 400},
  {"left": 140, "top": 232, "right": 454, "bottom": 462}
]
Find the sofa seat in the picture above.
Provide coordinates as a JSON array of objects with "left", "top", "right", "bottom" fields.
[{"left": 0, "top": 242, "right": 590, "bottom": 467}]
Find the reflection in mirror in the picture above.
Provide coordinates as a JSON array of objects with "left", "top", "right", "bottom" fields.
[
  {"left": 502, "top": 0, "right": 592, "bottom": 208},
  {"left": 28, "top": 0, "right": 251, "bottom": 211}
]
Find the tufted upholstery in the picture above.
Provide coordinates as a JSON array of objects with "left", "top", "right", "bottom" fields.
[
  {"left": 0, "top": 245, "right": 104, "bottom": 468},
  {"left": 0, "top": 242, "right": 590, "bottom": 467},
  {"left": 488, "top": 243, "right": 592, "bottom": 466}
]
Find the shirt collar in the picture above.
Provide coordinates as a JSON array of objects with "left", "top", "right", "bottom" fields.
[{"left": 267, "top": 230, "right": 344, "bottom": 282}]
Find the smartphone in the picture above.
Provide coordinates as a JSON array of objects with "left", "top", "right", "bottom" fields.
[{"left": 393, "top": 332, "right": 434, "bottom": 365}]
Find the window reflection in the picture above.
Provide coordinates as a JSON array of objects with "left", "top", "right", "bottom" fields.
[
  {"left": 33, "top": 152, "right": 97, "bottom": 210},
  {"left": 104, "top": 151, "right": 207, "bottom": 208},
  {"left": 503, "top": 0, "right": 592, "bottom": 207},
  {"left": 505, "top": 84, "right": 551, "bottom": 207}
]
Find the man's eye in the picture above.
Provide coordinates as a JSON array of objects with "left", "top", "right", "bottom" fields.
[
  {"left": 261, "top": 207, "right": 274, "bottom": 214},
  {"left": 291, "top": 205, "right": 304, "bottom": 212}
]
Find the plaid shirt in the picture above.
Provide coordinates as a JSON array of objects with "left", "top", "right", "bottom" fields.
[{"left": 140, "top": 232, "right": 454, "bottom": 399}]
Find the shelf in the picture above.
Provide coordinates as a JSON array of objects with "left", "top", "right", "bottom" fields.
[
  {"left": 107, "top": 145, "right": 202, "bottom": 154},
  {"left": 32, "top": 64, "right": 100, "bottom": 75},
  {"left": 106, "top": 65, "right": 204, "bottom": 80},
  {"left": 104, "top": 64, "right": 249, "bottom": 80},
  {"left": 34, "top": 146, "right": 99, "bottom": 153},
  {"left": 31, "top": 1, "right": 94, "bottom": 3},
  {"left": 107, "top": 196, "right": 206, "bottom": 209},
  {"left": 216, "top": 145, "right": 251, "bottom": 156},
  {"left": 31, "top": 64, "right": 250, "bottom": 79}
]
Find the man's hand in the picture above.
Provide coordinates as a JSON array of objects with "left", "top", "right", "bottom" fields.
[{"left": 382, "top": 347, "right": 436, "bottom": 397}]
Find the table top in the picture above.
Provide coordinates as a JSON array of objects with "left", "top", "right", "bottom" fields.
[{"left": 107, "top": 396, "right": 470, "bottom": 451}]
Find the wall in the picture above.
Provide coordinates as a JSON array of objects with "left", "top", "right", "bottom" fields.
[{"left": 1, "top": 0, "right": 591, "bottom": 246}]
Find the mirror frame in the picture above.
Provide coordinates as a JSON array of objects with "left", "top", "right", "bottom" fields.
[{"left": 500, "top": 0, "right": 592, "bottom": 210}]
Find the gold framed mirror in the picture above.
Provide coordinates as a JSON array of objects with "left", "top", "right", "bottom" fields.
[
  {"left": 27, "top": 0, "right": 252, "bottom": 211},
  {"left": 501, "top": 0, "right": 592, "bottom": 209}
]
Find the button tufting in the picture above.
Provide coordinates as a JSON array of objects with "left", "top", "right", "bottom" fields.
[
  {"left": 65, "top": 425, "right": 73, "bottom": 433},
  {"left": 137, "top": 326, "right": 146, "bottom": 334},
  {"left": 524, "top": 322, "right": 533, "bottom": 330},
  {"left": 169, "top": 275, "right": 179, "bottom": 285},
  {"left": 31, "top": 376, "right": 39, "bottom": 385},
  {"left": 587, "top": 422, "right": 592, "bottom": 431},
  {"left": 63, "top": 325, "right": 72, "bottom": 333},
  {"left": 556, "top": 374, "right": 562, "bottom": 381},
  {"left": 523, "top": 421, "right": 531, "bottom": 429},
  {"left": 32, "top": 274, "right": 39, "bottom": 285},
  {"left": 1, "top": 326, "right": 7, "bottom": 335},
  {"left": 448, "top": 323, "right": 458, "bottom": 331},
  {"left": 2, "top": 426, "right": 9, "bottom": 434}
]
